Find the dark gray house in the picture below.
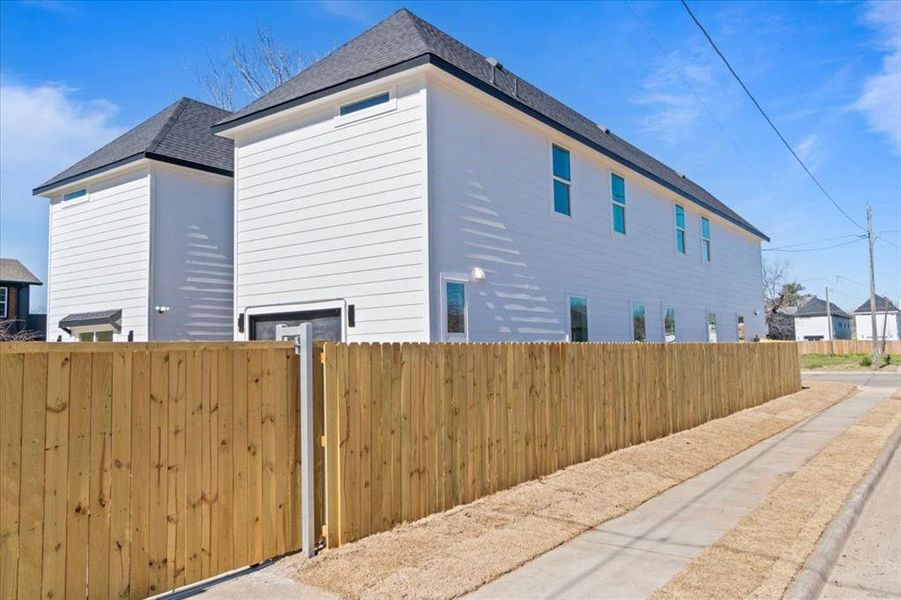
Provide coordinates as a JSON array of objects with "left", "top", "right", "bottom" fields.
[{"left": 0, "top": 258, "right": 44, "bottom": 339}]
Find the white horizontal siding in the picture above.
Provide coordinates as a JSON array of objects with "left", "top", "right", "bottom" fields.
[
  {"left": 233, "top": 78, "right": 430, "bottom": 341},
  {"left": 47, "top": 168, "right": 151, "bottom": 341},
  {"left": 427, "top": 76, "right": 767, "bottom": 342}
]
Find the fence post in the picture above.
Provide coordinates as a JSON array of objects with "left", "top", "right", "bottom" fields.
[{"left": 295, "top": 323, "right": 316, "bottom": 558}]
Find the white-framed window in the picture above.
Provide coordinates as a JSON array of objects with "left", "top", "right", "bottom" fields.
[
  {"left": 701, "top": 217, "right": 712, "bottom": 262},
  {"left": 551, "top": 144, "right": 571, "bottom": 216},
  {"left": 243, "top": 300, "right": 347, "bottom": 342},
  {"left": 63, "top": 188, "right": 87, "bottom": 202},
  {"left": 737, "top": 315, "right": 746, "bottom": 342},
  {"left": 0, "top": 286, "right": 7, "bottom": 318},
  {"left": 335, "top": 88, "right": 396, "bottom": 125},
  {"left": 707, "top": 311, "right": 718, "bottom": 342},
  {"left": 674, "top": 204, "right": 686, "bottom": 254},
  {"left": 612, "top": 173, "right": 626, "bottom": 234},
  {"left": 441, "top": 275, "right": 468, "bottom": 341},
  {"left": 77, "top": 330, "right": 114, "bottom": 342},
  {"left": 663, "top": 306, "right": 676, "bottom": 343},
  {"left": 568, "top": 295, "right": 588, "bottom": 342},
  {"left": 631, "top": 302, "right": 646, "bottom": 342}
]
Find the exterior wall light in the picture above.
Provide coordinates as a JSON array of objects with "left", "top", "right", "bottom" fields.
[{"left": 469, "top": 267, "right": 486, "bottom": 283}]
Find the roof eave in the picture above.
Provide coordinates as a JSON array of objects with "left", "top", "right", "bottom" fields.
[{"left": 213, "top": 53, "right": 769, "bottom": 241}]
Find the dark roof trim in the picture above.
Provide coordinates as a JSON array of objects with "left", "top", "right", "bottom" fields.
[
  {"left": 32, "top": 152, "right": 234, "bottom": 195},
  {"left": 214, "top": 53, "right": 768, "bottom": 241}
]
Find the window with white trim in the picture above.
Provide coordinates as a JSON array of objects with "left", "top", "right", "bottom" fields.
[
  {"left": 674, "top": 204, "right": 686, "bottom": 254},
  {"left": 63, "top": 189, "right": 87, "bottom": 202},
  {"left": 569, "top": 296, "right": 588, "bottom": 342},
  {"left": 632, "top": 302, "right": 646, "bottom": 342},
  {"left": 612, "top": 174, "right": 626, "bottom": 234},
  {"left": 701, "top": 217, "right": 712, "bottom": 262},
  {"left": 77, "top": 330, "right": 114, "bottom": 342},
  {"left": 444, "top": 279, "right": 467, "bottom": 340},
  {"left": 707, "top": 312, "right": 717, "bottom": 342},
  {"left": 0, "top": 287, "right": 7, "bottom": 318},
  {"left": 664, "top": 307, "right": 676, "bottom": 342},
  {"left": 340, "top": 91, "right": 390, "bottom": 115},
  {"left": 552, "top": 145, "right": 571, "bottom": 215},
  {"left": 737, "top": 315, "right": 746, "bottom": 342}
]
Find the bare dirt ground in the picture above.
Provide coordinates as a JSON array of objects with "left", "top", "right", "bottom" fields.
[
  {"left": 255, "top": 382, "right": 856, "bottom": 600},
  {"left": 652, "top": 393, "right": 900, "bottom": 600}
]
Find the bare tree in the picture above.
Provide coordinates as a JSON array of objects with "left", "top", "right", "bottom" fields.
[
  {"left": 762, "top": 258, "right": 806, "bottom": 339},
  {"left": 0, "top": 320, "right": 42, "bottom": 342},
  {"left": 193, "top": 26, "right": 306, "bottom": 111}
]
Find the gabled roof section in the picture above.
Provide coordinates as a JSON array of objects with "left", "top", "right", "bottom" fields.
[
  {"left": 853, "top": 294, "right": 899, "bottom": 314},
  {"left": 34, "top": 98, "right": 233, "bottom": 195},
  {"left": 794, "top": 297, "right": 850, "bottom": 319},
  {"left": 0, "top": 258, "right": 42, "bottom": 285},
  {"left": 215, "top": 8, "right": 767, "bottom": 240}
]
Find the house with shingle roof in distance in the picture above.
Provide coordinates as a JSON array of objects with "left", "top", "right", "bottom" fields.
[
  {"left": 853, "top": 295, "right": 901, "bottom": 342},
  {"left": 215, "top": 8, "right": 770, "bottom": 343},
  {"left": 793, "top": 296, "right": 852, "bottom": 341},
  {"left": 33, "top": 98, "right": 235, "bottom": 342},
  {"left": 0, "top": 258, "right": 45, "bottom": 339}
]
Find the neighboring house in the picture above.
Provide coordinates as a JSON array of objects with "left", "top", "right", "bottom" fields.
[
  {"left": 0, "top": 258, "right": 44, "bottom": 338},
  {"left": 214, "top": 9, "right": 768, "bottom": 343},
  {"left": 33, "top": 98, "right": 235, "bottom": 342},
  {"left": 793, "top": 297, "right": 852, "bottom": 341},
  {"left": 853, "top": 295, "right": 900, "bottom": 342}
]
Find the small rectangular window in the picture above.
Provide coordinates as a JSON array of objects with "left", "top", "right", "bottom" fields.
[
  {"left": 0, "top": 287, "right": 7, "bottom": 318},
  {"left": 632, "top": 302, "right": 646, "bottom": 342},
  {"left": 737, "top": 315, "right": 746, "bottom": 342},
  {"left": 78, "top": 332, "right": 94, "bottom": 342},
  {"left": 707, "top": 312, "right": 717, "bottom": 343},
  {"left": 445, "top": 281, "right": 466, "bottom": 336},
  {"left": 552, "top": 145, "right": 571, "bottom": 215},
  {"left": 64, "top": 189, "right": 87, "bottom": 202},
  {"left": 76, "top": 330, "right": 114, "bottom": 342},
  {"left": 339, "top": 92, "right": 390, "bottom": 116},
  {"left": 664, "top": 307, "right": 676, "bottom": 342},
  {"left": 674, "top": 204, "right": 686, "bottom": 254},
  {"left": 612, "top": 174, "right": 626, "bottom": 234},
  {"left": 701, "top": 217, "right": 711, "bottom": 262},
  {"left": 569, "top": 296, "right": 588, "bottom": 342}
]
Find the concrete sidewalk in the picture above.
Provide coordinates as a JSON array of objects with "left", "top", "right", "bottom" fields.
[
  {"left": 469, "top": 384, "right": 896, "bottom": 600},
  {"left": 819, "top": 445, "right": 901, "bottom": 599}
]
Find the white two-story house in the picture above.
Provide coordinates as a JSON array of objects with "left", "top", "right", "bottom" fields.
[
  {"left": 853, "top": 295, "right": 900, "bottom": 342},
  {"left": 792, "top": 297, "right": 852, "bottom": 341},
  {"left": 34, "top": 98, "right": 235, "bottom": 342},
  {"left": 214, "top": 9, "right": 769, "bottom": 343}
]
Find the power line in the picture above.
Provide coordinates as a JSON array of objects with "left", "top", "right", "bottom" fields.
[
  {"left": 762, "top": 236, "right": 867, "bottom": 253},
  {"left": 680, "top": 0, "right": 867, "bottom": 233},
  {"left": 762, "top": 233, "right": 863, "bottom": 251},
  {"left": 877, "top": 236, "right": 900, "bottom": 250}
]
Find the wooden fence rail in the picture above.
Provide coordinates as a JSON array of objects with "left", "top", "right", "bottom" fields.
[
  {"left": 321, "top": 341, "right": 801, "bottom": 546},
  {"left": 797, "top": 340, "right": 901, "bottom": 355},
  {"left": 0, "top": 342, "right": 323, "bottom": 600}
]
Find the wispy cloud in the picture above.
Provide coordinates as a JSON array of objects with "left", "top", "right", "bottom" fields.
[
  {"left": 0, "top": 77, "right": 126, "bottom": 307},
  {"left": 314, "top": 0, "right": 376, "bottom": 25},
  {"left": 854, "top": 0, "right": 901, "bottom": 154}
]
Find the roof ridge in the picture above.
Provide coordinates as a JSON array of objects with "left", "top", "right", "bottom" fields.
[{"left": 146, "top": 98, "right": 189, "bottom": 154}]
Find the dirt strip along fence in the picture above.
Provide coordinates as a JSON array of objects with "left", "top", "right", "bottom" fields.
[
  {"left": 797, "top": 339, "right": 901, "bottom": 355},
  {"left": 320, "top": 341, "right": 801, "bottom": 546},
  {"left": 0, "top": 342, "right": 325, "bottom": 600}
]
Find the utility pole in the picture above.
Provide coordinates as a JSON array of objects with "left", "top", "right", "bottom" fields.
[
  {"left": 866, "top": 205, "right": 879, "bottom": 367},
  {"left": 825, "top": 286, "right": 834, "bottom": 354}
]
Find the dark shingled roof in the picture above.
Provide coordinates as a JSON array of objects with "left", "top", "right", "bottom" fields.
[
  {"left": 59, "top": 309, "right": 122, "bottom": 333},
  {"left": 794, "top": 297, "right": 850, "bottom": 319},
  {"left": 0, "top": 258, "right": 42, "bottom": 285},
  {"left": 853, "top": 294, "right": 899, "bottom": 314},
  {"left": 34, "top": 98, "right": 233, "bottom": 195},
  {"left": 215, "top": 8, "right": 767, "bottom": 240}
]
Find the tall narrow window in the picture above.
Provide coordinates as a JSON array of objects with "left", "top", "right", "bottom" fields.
[
  {"left": 552, "top": 145, "right": 571, "bottom": 215},
  {"left": 737, "top": 315, "right": 746, "bottom": 342},
  {"left": 612, "top": 174, "right": 626, "bottom": 234},
  {"left": 674, "top": 204, "right": 686, "bottom": 254},
  {"left": 632, "top": 302, "right": 646, "bottom": 342},
  {"left": 569, "top": 296, "right": 588, "bottom": 342},
  {"left": 445, "top": 281, "right": 466, "bottom": 337},
  {"left": 0, "top": 286, "right": 7, "bottom": 318},
  {"left": 664, "top": 307, "right": 676, "bottom": 342},
  {"left": 707, "top": 312, "right": 717, "bottom": 343},
  {"left": 701, "top": 217, "right": 711, "bottom": 262}
]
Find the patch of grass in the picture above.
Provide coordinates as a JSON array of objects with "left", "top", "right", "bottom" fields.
[{"left": 800, "top": 353, "right": 901, "bottom": 370}]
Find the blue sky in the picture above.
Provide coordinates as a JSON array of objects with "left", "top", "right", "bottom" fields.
[{"left": 1, "top": 0, "right": 898, "bottom": 313}]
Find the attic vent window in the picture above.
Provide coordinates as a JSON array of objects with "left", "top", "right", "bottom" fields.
[
  {"left": 340, "top": 92, "right": 390, "bottom": 116},
  {"left": 63, "top": 189, "right": 87, "bottom": 202}
]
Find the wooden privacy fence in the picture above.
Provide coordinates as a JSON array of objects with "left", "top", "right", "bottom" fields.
[
  {"left": 321, "top": 341, "right": 801, "bottom": 546},
  {"left": 798, "top": 339, "right": 901, "bottom": 355},
  {"left": 0, "top": 342, "right": 324, "bottom": 600}
]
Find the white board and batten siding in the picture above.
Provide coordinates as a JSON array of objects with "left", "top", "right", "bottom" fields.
[
  {"left": 47, "top": 167, "right": 152, "bottom": 341},
  {"left": 426, "top": 70, "right": 767, "bottom": 342},
  {"left": 231, "top": 74, "right": 430, "bottom": 342},
  {"left": 46, "top": 161, "right": 234, "bottom": 341}
]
